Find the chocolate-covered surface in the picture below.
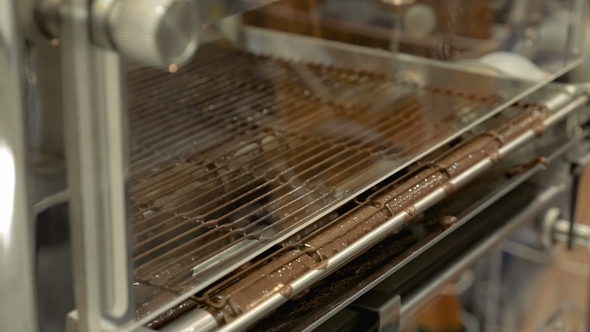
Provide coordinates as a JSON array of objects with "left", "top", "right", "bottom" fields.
[
  {"left": 493, "top": 107, "right": 548, "bottom": 144},
  {"left": 204, "top": 250, "right": 320, "bottom": 323},
  {"left": 127, "top": 40, "right": 500, "bottom": 304},
  {"left": 436, "top": 136, "right": 501, "bottom": 177},
  {"left": 145, "top": 299, "right": 198, "bottom": 329},
  {"left": 198, "top": 104, "right": 550, "bottom": 324}
]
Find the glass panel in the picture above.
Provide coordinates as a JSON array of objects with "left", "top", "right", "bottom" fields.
[
  {"left": 242, "top": 0, "right": 581, "bottom": 80},
  {"left": 120, "top": 0, "right": 583, "bottom": 324}
]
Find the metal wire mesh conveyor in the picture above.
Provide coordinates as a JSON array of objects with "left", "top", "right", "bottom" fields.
[{"left": 126, "top": 41, "right": 506, "bottom": 316}]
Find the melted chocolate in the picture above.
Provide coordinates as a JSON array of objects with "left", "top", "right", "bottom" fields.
[
  {"left": 307, "top": 205, "right": 387, "bottom": 252},
  {"left": 146, "top": 299, "right": 199, "bottom": 329},
  {"left": 404, "top": 206, "right": 416, "bottom": 217},
  {"left": 201, "top": 106, "right": 551, "bottom": 325},
  {"left": 442, "top": 181, "right": 455, "bottom": 194},
  {"left": 495, "top": 108, "right": 548, "bottom": 144},
  {"left": 436, "top": 136, "right": 500, "bottom": 178},
  {"left": 208, "top": 250, "right": 319, "bottom": 321},
  {"left": 383, "top": 172, "right": 447, "bottom": 215},
  {"left": 505, "top": 157, "right": 548, "bottom": 178},
  {"left": 280, "top": 285, "right": 294, "bottom": 298}
]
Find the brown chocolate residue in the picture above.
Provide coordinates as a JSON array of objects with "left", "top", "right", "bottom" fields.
[
  {"left": 207, "top": 295, "right": 228, "bottom": 309},
  {"left": 403, "top": 213, "right": 412, "bottom": 223},
  {"left": 404, "top": 206, "right": 416, "bottom": 217},
  {"left": 200, "top": 105, "right": 553, "bottom": 325},
  {"left": 505, "top": 157, "right": 548, "bottom": 178},
  {"left": 436, "top": 137, "right": 500, "bottom": 178},
  {"left": 539, "top": 157, "right": 549, "bottom": 166},
  {"left": 317, "top": 259, "right": 329, "bottom": 270},
  {"left": 486, "top": 131, "right": 506, "bottom": 146},
  {"left": 442, "top": 181, "right": 455, "bottom": 195},
  {"left": 292, "top": 287, "right": 310, "bottom": 300},
  {"left": 307, "top": 205, "right": 387, "bottom": 253},
  {"left": 383, "top": 172, "right": 447, "bottom": 217},
  {"left": 373, "top": 168, "right": 441, "bottom": 205},
  {"left": 205, "top": 306, "right": 227, "bottom": 326},
  {"left": 207, "top": 249, "right": 319, "bottom": 319},
  {"left": 280, "top": 285, "right": 294, "bottom": 299},
  {"left": 533, "top": 124, "right": 547, "bottom": 137},
  {"left": 146, "top": 299, "right": 199, "bottom": 329},
  {"left": 438, "top": 216, "right": 458, "bottom": 230},
  {"left": 489, "top": 152, "right": 501, "bottom": 164},
  {"left": 494, "top": 107, "right": 548, "bottom": 144}
]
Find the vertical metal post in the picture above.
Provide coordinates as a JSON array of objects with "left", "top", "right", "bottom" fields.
[
  {"left": 0, "top": 0, "right": 39, "bottom": 331},
  {"left": 61, "top": 0, "right": 133, "bottom": 330}
]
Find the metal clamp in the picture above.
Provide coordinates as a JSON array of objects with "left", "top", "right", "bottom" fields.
[{"left": 351, "top": 291, "right": 401, "bottom": 332}]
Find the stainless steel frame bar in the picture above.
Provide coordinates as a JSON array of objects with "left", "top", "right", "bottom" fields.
[
  {"left": 61, "top": 0, "right": 133, "bottom": 329},
  {"left": 0, "top": 0, "right": 39, "bottom": 331}
]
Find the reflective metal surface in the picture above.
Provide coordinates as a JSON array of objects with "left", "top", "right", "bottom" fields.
[
  {"left": 52, "top": 0, "right": 588, "bottom": 329},
  {"left": 186, "top": 95, "right": 586, "bottom": 332},
  {"left": 252, "top": 115, "right": 587, "bottom": 331},
  {"left": 107, "top": 0, "right": 200, "bottom": 67},
  {"left": 0, "top": 0, "right": 38, "bottom": 331},
  {"left": 61, "top": 0, "right": 133, "bottom": 328},
  {"left": 159, "top": 308, "right": 218, "bottom": 332}
]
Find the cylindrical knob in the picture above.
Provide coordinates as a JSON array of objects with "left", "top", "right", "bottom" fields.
[{"left": 108, "top": 0, "right": 199, "bottom": 68}]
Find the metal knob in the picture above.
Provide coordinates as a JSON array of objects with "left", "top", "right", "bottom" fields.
[{"left": 108, "top": 0, "right": 199, "bottom": 68}]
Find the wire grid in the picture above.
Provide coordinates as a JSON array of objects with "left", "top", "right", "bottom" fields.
[{"left": 126, "top": 42, "right": 498, "bottom": 294}]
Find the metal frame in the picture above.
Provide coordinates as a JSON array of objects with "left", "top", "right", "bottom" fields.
[
  {"left": 60, "top": 0, "right": 134, "bottom": 329},
  {"left": 23, "top": 1, "right": 588, "bottom": 331},
  {"left": 0, "top": 0, "right": 38, "bottom": 331}
]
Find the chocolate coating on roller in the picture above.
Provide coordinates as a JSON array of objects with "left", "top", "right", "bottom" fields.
[
  {"left": 308, "top": 205, "right": 388, "bottom": 256},
  {"left": 372, "top": 168, "right": 441, "bottom": 205},
  {"left": 436, "top": 136, "right": 500, "bottom": 178},
  {"left": 494, "top": 108, "right": 548, "bottom": 144},
  {"left": 382, "top": 172, "right": 447, "bottom": 216},
  {"left": 280, "top": 285, "right": 294, "bottom": 298},
  {"left": 208, "top": 250, "right": 318, "bottom": 322},
  {"left": 202, "top": 105, "right": 551, "bottom": 324}
]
